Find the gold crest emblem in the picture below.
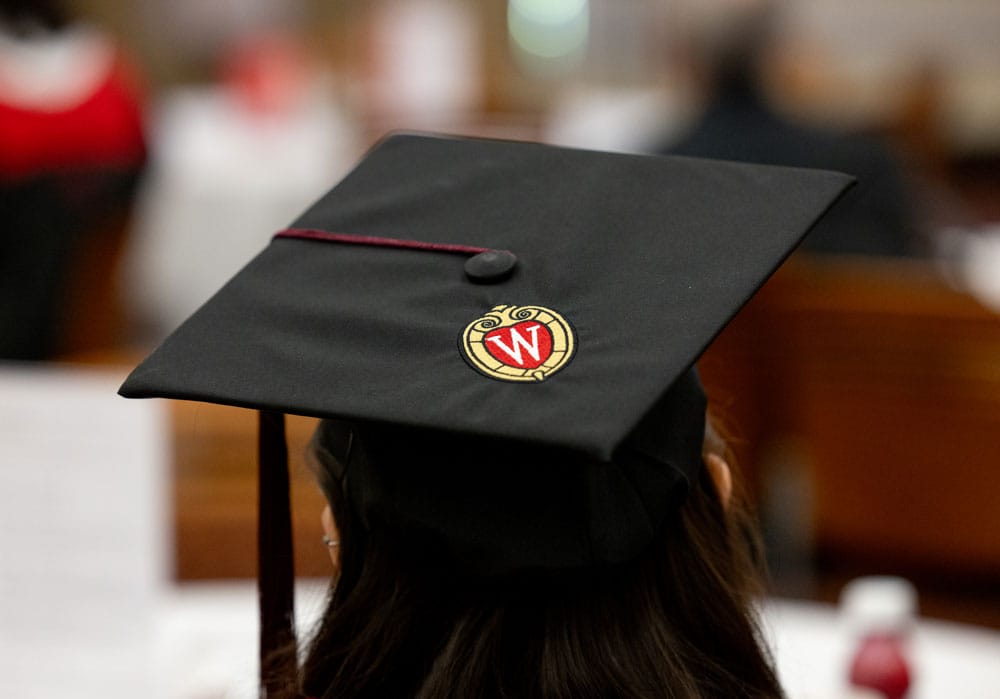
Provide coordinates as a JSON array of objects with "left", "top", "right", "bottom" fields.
[{"left": 460, "top": 305, "right": 576, "bottom": 382}]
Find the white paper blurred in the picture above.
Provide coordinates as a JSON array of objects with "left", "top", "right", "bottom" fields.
[{"left": 0, "top": 365, "right": 169, "bottom": 699}]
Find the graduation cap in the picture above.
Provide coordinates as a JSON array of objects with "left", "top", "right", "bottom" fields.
[{"left": 119, "top": 132, "right": 853, "bottom": 693}]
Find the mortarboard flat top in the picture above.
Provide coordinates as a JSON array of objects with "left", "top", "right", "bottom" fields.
[{"left": 120, "top": 132, "right": 853, "bottom": 462}]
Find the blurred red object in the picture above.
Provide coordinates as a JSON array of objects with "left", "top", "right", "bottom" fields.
[
  {"left": 849, "top": 633, "right": 912, "bottom": 699},
  {"left": 0, "top": 32, "right": 146, "bottom": 180},
  {"left": 218, "top": 32, "right": 311, "bottom": 116},
  {"left": 0, "top": 23, "right": 148, "bottom": 359},
  {"left": 842, "top": 577, "right": 917, "bottom": 699}
]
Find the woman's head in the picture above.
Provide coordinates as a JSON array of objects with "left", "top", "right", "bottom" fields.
[
  {"left": 300, "top": 410, "right": 781, "bottom": 699},
  {"left": 114, "top": 134, "right": 854, "bottom": 698}
]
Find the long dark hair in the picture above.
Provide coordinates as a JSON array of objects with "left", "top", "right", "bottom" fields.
[{"left": 296, "top": 419, "right": 782, "bottom": 698}]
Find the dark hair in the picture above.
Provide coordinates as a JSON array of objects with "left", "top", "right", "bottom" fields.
[{"left": 295, "top": 419, "right": 782, "bottom": 698}]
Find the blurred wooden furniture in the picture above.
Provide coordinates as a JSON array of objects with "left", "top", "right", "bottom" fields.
[
  {"left": 172, "top": 402, "right": 329, "bottom": 579},
  {"left": 702, "top": 256, "right": 1000, "bottom": 579}
]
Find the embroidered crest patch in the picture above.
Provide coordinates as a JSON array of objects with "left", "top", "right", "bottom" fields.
[{"left": 460, "top": 305, "right": 576, "bottom": 382}]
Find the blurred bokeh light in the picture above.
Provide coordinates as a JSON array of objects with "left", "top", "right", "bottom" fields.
[{"left": 508, "top": 0, "right": 589, "bottom": 68}]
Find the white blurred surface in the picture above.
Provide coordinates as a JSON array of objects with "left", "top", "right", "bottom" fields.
[
  {"left": 0, "top": 365, "right": 169, "bottom": 699},
  {"left": 125, "top": 84, "right": 362, "bottom": 341}
]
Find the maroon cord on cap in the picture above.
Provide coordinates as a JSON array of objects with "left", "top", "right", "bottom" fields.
[{"left": 274, "top": 228, "right": 493, "bottom": 255}]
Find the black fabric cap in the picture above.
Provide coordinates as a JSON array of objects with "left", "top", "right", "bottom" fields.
[
  {"left": 121, "top": 131, "right": 853, "bottom": 570},
  {"left": 121, "top": 132, "right": 852, "bottom": 462}
]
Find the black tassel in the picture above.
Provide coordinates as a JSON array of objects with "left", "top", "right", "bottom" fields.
[{"left": 258, "top": 410, "right": 297, "bottom": 696}]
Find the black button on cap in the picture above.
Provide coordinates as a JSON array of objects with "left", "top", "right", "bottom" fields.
[{"left": 464, "top": 249, "right": 518, "bottom": 283}]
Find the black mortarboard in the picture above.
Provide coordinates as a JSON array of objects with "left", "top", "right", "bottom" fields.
[{"left": 119, "top": 132, "right": 853, "bottom": 693}]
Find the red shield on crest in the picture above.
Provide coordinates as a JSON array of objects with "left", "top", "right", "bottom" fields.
[{"left": 484, "top": 321, "right": 553, "bottom": 369}]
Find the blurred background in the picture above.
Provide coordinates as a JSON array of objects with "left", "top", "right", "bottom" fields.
[{"left": 2, "top": 0, "right": 999, "bottom": 695}]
